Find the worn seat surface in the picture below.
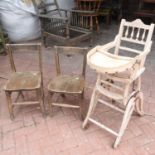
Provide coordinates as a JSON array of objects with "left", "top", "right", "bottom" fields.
[
  {"left": 4, "top": 72, "right": 41, "bottom": 91},
  {"left": 48, "top": 75, "right": 84, "bottom": 94}
]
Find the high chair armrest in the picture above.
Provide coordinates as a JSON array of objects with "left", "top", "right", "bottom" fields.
[{"left": 87, "top": 35, "right": 119, "bottom": 60}]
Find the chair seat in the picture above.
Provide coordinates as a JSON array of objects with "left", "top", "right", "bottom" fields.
[
  {"left": 4, "top": 72, "right": 41, "bottom": 91},
  {"left": 48, "top": 75, "right": 85, "bottom": 93},
  {"left": 87, "top": 51, "right": 134, "bottom": 74}
]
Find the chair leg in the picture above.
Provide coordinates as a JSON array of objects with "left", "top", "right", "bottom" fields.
[
  {"left": 133, "top": 77, "right": 144, "bottom": 116},
  {"left": 135, "top": 91, "right": 144, "bottom": 116},
  {"left": 113, "top": 97, "right": 135, "bottom": 148},
  {"left": 82, "top": 88, "right": 98, "bottom": 128},
  {"left": 37, "top": 88, "right": 46, "bottom": 117},
  {"left": 95, "top": 16, "right": 99, "bottom": 33},
  {"left": 5, "top": 91, "right": 14, "bottom": 120},
  {"left": 48, "top": 92, "right": 54, "bottom": 116},
  {"left": 79, "top": 92, "right": 84, "bottom": 120},
  {"left": 90, "top": 16, "right": 93, "bottom": 31},
  {"left": 42, "top": 33, "right": 47, "bottom": 48}
]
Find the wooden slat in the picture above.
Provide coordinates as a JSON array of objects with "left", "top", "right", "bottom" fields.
[
  {"left": 98, "top": 99, "right": 125, "bottom": 113},
  {"left": 13, "top": 101, "right": 39, "bottom": 105},
  {"left": 100, "top": 80, "right": 124, "bottom": 91},
  {"left": 52, "top": 103, "right": 80, "bottom": 108},
  {"left": 119, "top": 46, "right": 141, "bottom": 54},
  {"left": 121, "top": 37, "right": 145, "bottom": 44},
  {"left": 89, "top": 118, "right": 119, "bottom": 136},
  {"left": 97, "top": 85, "right": 123, "bottom": 100}
]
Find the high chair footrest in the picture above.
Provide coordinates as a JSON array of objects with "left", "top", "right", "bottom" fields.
[{"left": 89, "top": 118, "right": 118, "bottom": 136}]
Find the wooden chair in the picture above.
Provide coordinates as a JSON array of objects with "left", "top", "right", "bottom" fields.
[
  {"left": 75, "top": 0, "right": 103, "bottom": 32},
  {"left": 83, "top": 19, "right": 154, "bottom": 148},
  {"left": 98, "top": 0, "right": 123, "bottom": 26},
  {"left": 31, "top": 0, "right": 92, "bottom": 46},
  {"left": 4, "top": 43, "right": 45, "bottom": 120},
  {"left": 134, "top": 0, "right": 155, "bottom": 22},
  {"left": 47, "top": 46, "right": 87, "bottom": 119}
]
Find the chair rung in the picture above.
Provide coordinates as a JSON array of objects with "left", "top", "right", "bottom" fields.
[
  {"left": 89, "top": 118, "right": 118, "bottom": 136},
  {"left": 13, "top": 101, "right": 39, "bottom": 105},
  {"left": 52, "top": 103, "right": 80, "bottom": 108},
  {"left": 97, "top": 85, "right": 123, "bottom": 100},
  {"left": 98, "top": 99, "right": 125, "bottom": 113},
  {"left": 100, "top": 80, "right": 124, "bottom": 91}
]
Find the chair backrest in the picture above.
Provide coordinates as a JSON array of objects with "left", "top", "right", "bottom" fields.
[
  {"left": 76, "top": 0, "right": 102, "bottom": 12},
  {"left": 115, "top": 19, "right": 154, "bottom": 56},
  {"left": 114, "top": 19, "right": 154, "bottom": 81},
  {"left": 31, "top": 0, "right": 61, "bottom": 16},
  {"left": 6, "top": 43, "right": 43, "bottom": 77},
  {"left": 54, "top": 46, "right": 88, "bottom": 78}
]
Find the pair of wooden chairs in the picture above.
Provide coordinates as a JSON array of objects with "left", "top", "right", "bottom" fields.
[
  {"left": 4, "top": 44, "right": 87, "bottom": 120},
  {"left": 83, "top": 19, "right": 154, "bottom": 148}
]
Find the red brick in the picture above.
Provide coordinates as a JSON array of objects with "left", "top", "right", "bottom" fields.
[
  {"left": 46, "top": 118, "right": 60, "bottom": 135},
  {"left": 128, "top": 122, "right": 143, "bottom": 136},
  {"left": 68, "top": 120, "right": 81, "bottom": 130},
  {"left": 2, "top": 121, "right": 24, "bottom": 133},
  {"left": 59, "top": 124, "right": 74, "bottom": 139},
  {"left": 134, "top": 147, "right": 149, "bottom": 155},
  {"left": 42, "top": 146, "right": 57, "bottom": 155},
  {"left": 2, "top": 132, "right": 15, "bottom": 150},
  {"left": 27, "top": 140, "right": 43, "bottom": 155},
  {"left": 15, "top": 135, "right": 28, "bottom": 155},
  {"left": 72, "top": 128, "right": 88, "bottom": 145},
  {"left": 0, "top": 148, "right": 16, "bottom": 155},
  {"left": 27, "top": 127, "right": 49, "bottom": 142},
  {"left": 23, "top": 114, "right": 34, "bottom": 127},
  {"left": 54, "top": 137, "right": 78, "bottom": 154},
  {"left": 144, "top": 142, "right": 155, "bottom": 154}
]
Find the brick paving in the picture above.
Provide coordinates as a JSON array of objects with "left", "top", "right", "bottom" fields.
[{"left": 0, "top": 23, "right": 155, "bottom": 155}]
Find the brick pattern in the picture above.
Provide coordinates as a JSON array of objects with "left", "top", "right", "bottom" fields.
[{"left": 0, "top": 25, "right": 155, "bottom": 155}]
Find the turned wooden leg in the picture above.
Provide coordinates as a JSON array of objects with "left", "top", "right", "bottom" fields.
[{"left": 5, "top": 91, "right": 14, "bottom": 120}]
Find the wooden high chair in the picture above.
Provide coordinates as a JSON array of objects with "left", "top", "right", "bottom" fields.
[{"left": 83, "top": 19, "right": 154, "bottom": 148}]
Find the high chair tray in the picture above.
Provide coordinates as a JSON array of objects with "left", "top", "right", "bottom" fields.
[{"left": 87, "top": 48, "right": 134, "bottom": 74}]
